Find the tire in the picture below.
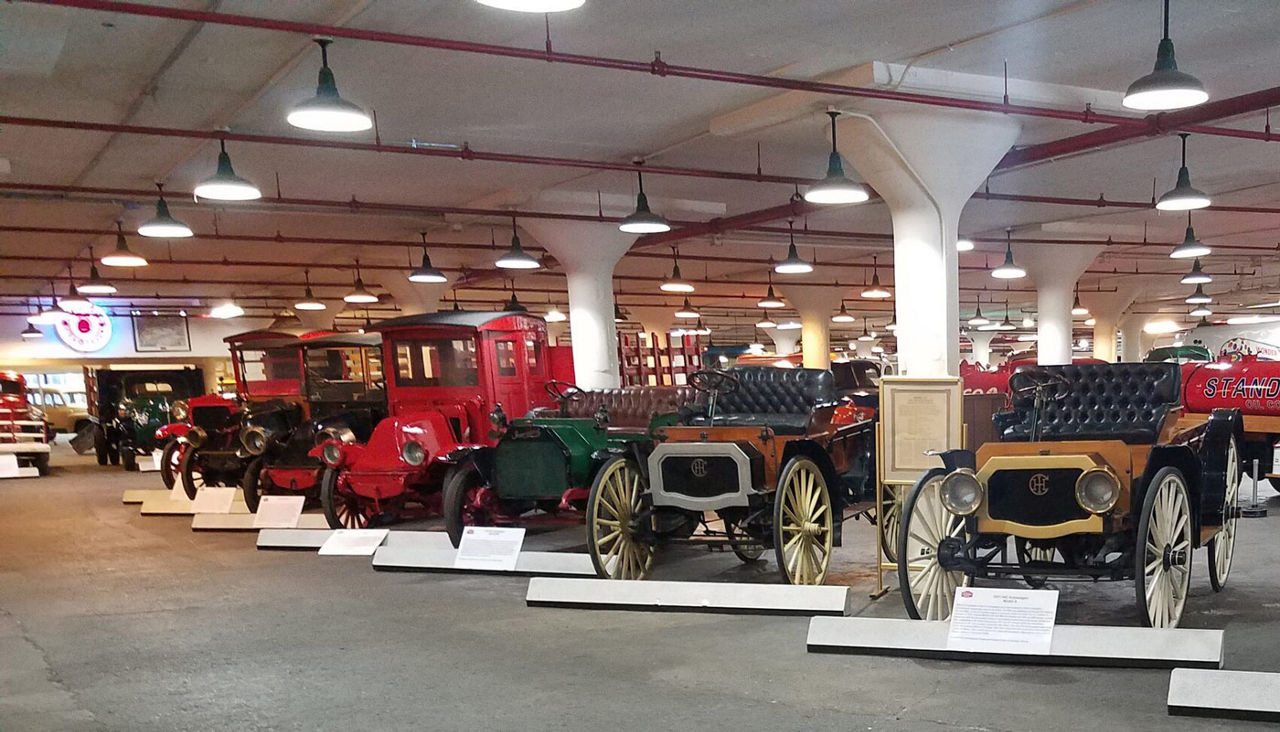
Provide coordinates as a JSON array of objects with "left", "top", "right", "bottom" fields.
[
  {"left": 241, "top": 457, "right": 265, "bottom": 514},
  {"left": 773, "top": 457, "right": 834, "bottom": 585},
  {"left": 95, "top": 430, "right": 108, "bottom": 466},
  {"left": 1134, "top": 466, "right": 1193, "bottom": 628},
  {"left": 586, "top": 456, "right": 653, "bottom": 579},
  {"left": 178, "top": 447, "right": 206, "bottom": 500},
  {"left": 442, "top": 464, "right": 490, "bottom": 548},
  {"left": 878, "top": 484, "right": 903, "bottom": 563},
  {"left": 33, "top": 453, "right": 50, "bottom": 476},
  {"left": 897, "top": 468, "right": 971, "bottom": 621},
  {"left": 320, "top": 467, "right": 371, "bottom": 529},
  {"left": 1208, "top": 437, "right": 1240, "bottom": 592},
  {"left": 724, "top": 516, "right": 764, "bottom": 562},
  {"left": 121, "top": 449, "right": 137, "bottom": 472},
  {"left": 159, "top": 440, "right": 182, "bottom": 491},
  {"left": 107, "top": 444, "right": 119, "bottom": 466}
]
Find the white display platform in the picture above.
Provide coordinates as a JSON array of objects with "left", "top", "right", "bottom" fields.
[
  {"left": 123, "top": 488, "right": 166, "bottom": 504},
  {"left": 526, "top": 578, "right": 851, "bottom": 616},
  {"left": 806, "top": 616, "right": 1224, "bottom": 669},
  {"left": 1167, "top": 668, "right": 1280, "bottom": 722},
  {"left": 256, "top": 528, "right": 335, "bottom": 550},
  {"left": 140, "top": 492, "right": 247, "bottom": 516},
  {"left": 192, "top": 513, "right": 330, "bottom": 532},
  {"left": 372, "top": 531, "right": 594, "bottom": 576}
]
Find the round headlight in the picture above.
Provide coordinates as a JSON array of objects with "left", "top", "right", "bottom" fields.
[
  {"left": 241, "top": 426, "right": 269, "bottom": 455},
  {"left": 940, "top": 468, "right": 984, "bottom": 516},
  {"left": 401, "top": 440, "right": 426, "bottom": 466},
  {"left": 171, "top": 400, "right": 189, "bottom": 421},
  {"left": 315, "top": 426, "right": 356, "bottom": 447},
  {"left": 321, "top": 442, "right": 342, "bottom": 467},
  {"left": 1075, "top": 467, "right": 1119, "bottom": 514},
  {"left": 117, "top": 404, "right": 128, "bottom": 418},
  {"left": 185, "top": 426, "right": 208, "bottom": 449}
]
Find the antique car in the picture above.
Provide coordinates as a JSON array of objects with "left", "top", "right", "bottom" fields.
[
  {"left": 441, "top": 382, "right": 692, "bottom": 546},
  {"left": 0, "top": 371, "right": 52, "bottom": 475},
  {"left": 897, "top": 363, "right": 1241, "bottom": 628},
  {"left": 235, "top": 332, "right": 385, "bottom": 512},
  {"left": 30, "top": 386, "right": 90, "bottom": 435},
  {"left": 1177, "top": 357, "right": 1280, "bottom": 481},
  {"left": 317, "top": 310, "right": 561, "bottom": 529},
  {"left": 584, "top": 366, "right": 877, "bottom": 584},
  {"left": 90, "top": 367, "right": 204, "bottom": 470}
]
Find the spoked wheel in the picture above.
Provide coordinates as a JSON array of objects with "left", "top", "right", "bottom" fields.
[
  {"left": 1135, "top": 466, "right": 1193, "bottom": 628},
  {"left": 1014, "top": 537, "right": 1056, "bottom": 589},
  {"left": 159, "top": 440, "right": 184, "bottom": 491},
  {"left": 723, "top": 516, "right": 765, "bottom": 563},
  {"left": 442, "top": 464, "right": 492, "bottom": 548},
  {"left": 773, "top": 457, "right": 833, "bottom": 585},
  {"left": 586, "top": 456, "right": 653, "bottom": 580},
  {"left": 1208, "top": 437, "right": 1240, "bottom": 592},
  {"left": 320, "top": 467, "right": 372, "bottom": 529},
  {"left": 241, "top": 457, "right": 266, "bottom": 514},
  {"left": 178, "top": 447, "right": 207, "bottom": 500},
  {"left": 878, "top": 484, "right": 903, "bottom": 563},
  {"left": 897, "top": 469, "right": 972, "bottom": 621}
]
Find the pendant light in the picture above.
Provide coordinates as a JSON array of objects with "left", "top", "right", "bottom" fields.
[
  {"left": 1122, "top": 0, "right": 1208, "bottom": 111},
  {"left": 1156, "top": 134, "right": 1210, "bottom": 211},
  {"left": 210, "top": 300, "right": 245, "bottom": 319},
  {"left": 20, "top": 320, "right": 43, "bottom": 340},
  {"left": 692, "top": 318, "right": 711, "bottom": 336},
  {"left": 1180, "top": 258, "right": 1211, "bottom": 285},
  {"left": 77, "top": 248, "right": 117, "bottom": 295},
  {"left": 755, "top": 311, "right": 777, "bottom": 329},
  {"left": 885, "top": 316, "right": 897, "bottom": 332},
  {"left": 968, "top": 301, "right": 990, "bottom": 326},
  {"left": 58, "top": 268, "right": 91, "bottom": 312},
  {"left": 408, "top": 232, "right": 448, "bottom": 283},
  {"left": 1170, "top": 212, "right": 1211, "bottom": 259},
  {"left": 137, "top": 183, "right": 192, "bottom": 238},
  {"left": 831, "top": 301, "right": 855, "bottom": 323},
  {"left": 1185, "top": 284, "right": 1211, "bottom": 304},
  {"left": 194, "top": 140, "right": 261, "bottom": 201},
  {"left": 1196, "top": 316, "right": 1211, "bottom": 328},
  {"left": 544, "top": 303, "right": 566, "bottom": 323},
  {"left": 505, "top": 292, "right": 528, "bottom": 313},
  {"left": 775, "top": 221, "right": 813, "bottom": 275},
  {"left": 860, "top": 255, "right": 891, "bottom": 298},
  {"left": 775, "top": 320, "right": 802, "bottom": 331},
  {"left": 757, "top": 270, "right": 786, "bottom": 308},
  {"left": 618, "top": 163, "right": 671, "bottom": 234},
  {"left": 995, "top": 307, "right": 1016, "bottom": 331},
  {"left": 343, "top": 262, "right": 379, "bottom": 304},
  {"left": 287, "top": 39, "right": 373, "bottom": 133},
  {"left": 674, "top": 298, "right": 699, "bottom": 319},
  {"left": 1022, "top": 314, "right": 1036, "bottom": 328},
  {"left": 803, "top": 111, "right": 869, "bottom": 205},
  {"left": 29, "top": 285, "right": 59, "bottom": 325},
  {"left": 991, "top": 230, "right": 1025, "bottom": 279},
  {"left": 659, "top": 248, "right": 693, "bottom": 292},
  {"left": 613, "top": 303, "right": 627, "bottom": 322},
  {"left": 101, "top": 222, "right": 148, "bottom": 267},
  {"left": 295, "top": 270, "right": 327, "bottom": 311},
  {"left": 1071, "top": 288, "right": 1089, "bottom": 316},
  {"left": 475, "top": 0, "right": 585, "bottom": 12},
  {"left": 857, "top": 320, "right": 874, "bottom": 342},
  {"left": 956, "top": 238, "right": 975, "bottom": 252},
  {"left": 1085, "top": 317, "right": 1096, "bottom": 326},
  {"left": 1189, "top": 304, "right": 1212, "bottom": 318},
  {"left": 495, "top": 218, "right": 541, "bottom": 269}
]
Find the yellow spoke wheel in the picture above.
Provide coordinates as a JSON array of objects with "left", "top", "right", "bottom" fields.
[
  {"left": 586, "top": 456, "right": 653, "bottom": 580},
  {"left": 773, "top": 457, "right": 833, "bottom": 585},
  {"left": 897, "top": 469, "right": 972, "bottom": 621}
]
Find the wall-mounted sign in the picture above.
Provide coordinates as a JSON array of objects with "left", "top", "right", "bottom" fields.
[{"left": 54, "top": 303, "right": 112, "bottom": 353}]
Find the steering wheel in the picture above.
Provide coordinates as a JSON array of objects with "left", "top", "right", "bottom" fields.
[
  {"left": 689, "top": 369, "right": 740, "bottom": 397},
  {"left": 1010, "top": 368, "right": 1071, "bottom": 397},
  {"left": 544, "top": 379, "right": 585, "bottom": 405}
]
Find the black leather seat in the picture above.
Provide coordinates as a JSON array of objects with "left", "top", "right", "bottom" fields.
[
  {"left": 689, "top": 367, "right": 836, "bottom": 435},
  {"left": 996, "top": 363, "right": 1180, "bottom": 444}
]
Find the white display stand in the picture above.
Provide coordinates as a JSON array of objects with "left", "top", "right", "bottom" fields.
[
  {"left": 122, "top": 488, "right": 166, "bottom": 504},
  {"left": 806, "top": 616, "right": 1224, "bottom": 669},
  {"left": 137, "top": 450, "right": 162, "bottom": 472},
  {"left": 141, "top": 488, "right": 246, "bottom": 516},
  {"left": 0, "top": 454, "right": 36, "bottom": 478},
  {"left": 318, "top": 528, "right": 390, "bottom": 555},
  {"left": 1167, "top": 668, "right": 1280, "bottom": 722},
  {"left": 256, "top": 528, "right": 335, "bottom": 550},
  {"left": 193, "top": 513, "right": 330, "bottom": 532},
  {"left": 251, "top": 495, "right": 306, "bottom": 529},
  {"left": 526, "top": 578, "right": 851, "bottom": 616},
  {"left": 191, "top": 487, "right": 237, "bottom": 515},
  {"left": 371, "top": 531, "right": 595, "bottom": 576},
  {"left": 454, "top": 526, "right": 525, "bottom": 571}
]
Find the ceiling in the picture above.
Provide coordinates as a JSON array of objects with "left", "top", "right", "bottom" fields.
[{"left": 2, "top": 0, "right": 1279, "bottom": 350}]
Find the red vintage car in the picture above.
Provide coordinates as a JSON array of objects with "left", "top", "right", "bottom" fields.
[
  {"left": 316, "top": 310, "right": 562, "bottom": 528},
  {"left": 961, "top": 355, "right": 1107, "bottom": 396},
  {"left": 0, "top": 371, "right": 51, "bottom": 475}
]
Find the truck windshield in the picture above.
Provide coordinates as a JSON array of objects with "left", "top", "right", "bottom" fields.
[
  {"left": 392, "top": 338, "right": 478, "bottom": 387},
  {"left": 237, "top": 347, "right": 302, "bottom": 396},
  {"left": 0, "top": 381, "right": 22, "bottom": 395},
  {"left": 305, "top": 346, "right": 384, "bottom": 399}
]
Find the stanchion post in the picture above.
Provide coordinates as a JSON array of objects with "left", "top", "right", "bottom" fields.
[{"left": 1243, "top": 457, "right": 1268, "bottom": 518}]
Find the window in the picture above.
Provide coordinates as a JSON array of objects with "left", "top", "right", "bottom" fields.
[
  {"left": 47, "top": 392, "right": 65, "bottom": 406},
  {"left": 128, "top": 381, "right": 175, "bottom": 396},
  {"left": 0, "top": 381, "right": 22, "bottom": 396},
  {"left": 495, "top": 341, "right": 517, "bottom": 378},
  {"left": 236, "top": 347, "right": 302, "bottom": 395},
  {"left": 392, "top": 338, "right": 479, "bottom": 387},
  {"left": 28, "top": 391, "right": 42, "bottom": 405},
  {"left": 525, "top": 339, "right": 543, "bottom": 374},
  {"left": 65, "top": 391, "right": 88, "bottom": 407}
]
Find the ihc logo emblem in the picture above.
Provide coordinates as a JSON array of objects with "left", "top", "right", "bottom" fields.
[
  {"left": 1028, "top": 473, "right": 1050, "bottom": 496},
  {"left": 690, "top": 458, "right": 709, "bottom": 478}
]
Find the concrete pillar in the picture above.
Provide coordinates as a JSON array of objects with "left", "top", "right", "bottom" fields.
[
  {"left": 1081, "top": 291, "right": 1137, "bottom": 363},
  {"left": 294, "top": 301, "right": 342, "bottom": 332},
  {"left": 764, "top": 327, "right": 799, "bottom": 356},
  {"left": 376, "top": 275, "right": 446, "bottom": 317},
  {"left": 839, "top": 109, "right": 1020, "bottom": 377},
  {"left": 854, "top": 339, "right": 875, "bottom": 359},
  {"left": 521, "top": 221, "right": 634, "bottom": 389},
  {"left": 1018, "top": 244, "right": 1103, "bottom": 366},
  {"left": 782, "top": 286, "right": 835, "bottom": 370},
  {"left": 628, "top": 306, "right": 673, "bottom": 347},
  {"left": 1118, "top": 316, "right": 1146, "bottom": 363},
  {"left": 968, "top": 332, "right": 995, "bottom": 367}
]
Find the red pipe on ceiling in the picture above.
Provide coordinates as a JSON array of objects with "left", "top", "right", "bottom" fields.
[{"left": 22, "top": 0, "right": 1273, "bottom": 144}]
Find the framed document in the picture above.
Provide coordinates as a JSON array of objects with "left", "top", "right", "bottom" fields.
[
  {"left": 879, "top": 376, "right": 963, "bottom": 484},
  {"left": 132, "top": 314, "right": 191, "bottom": 352}
]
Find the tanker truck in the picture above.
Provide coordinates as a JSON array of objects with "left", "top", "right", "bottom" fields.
[{"left": 1179, "top": 359, "right": 1280, "bottom": 478}]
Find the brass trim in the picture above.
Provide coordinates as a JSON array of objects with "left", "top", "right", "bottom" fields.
[
  {"left": 1075, "top": 465, "right": 1121, "bottom": 514},
  {"left": 975, "top": 454, "right": 1106, "bottom": 538}
]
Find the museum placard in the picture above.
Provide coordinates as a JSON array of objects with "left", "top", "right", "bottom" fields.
[{"left": 879, "top": 376, "right": 963, "bottom": 484}]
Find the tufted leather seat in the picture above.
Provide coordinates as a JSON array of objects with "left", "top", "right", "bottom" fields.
[
  {"left": 553, "top": 386, "right": 694, "bottom": 428},
  {"left": 688, "top": 367, "right": 836, "bottom": 435},
  {"left": 997, "top": 363, "right": 1179, "bottom": 444}
]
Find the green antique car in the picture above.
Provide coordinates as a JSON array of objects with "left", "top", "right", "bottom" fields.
[
  {"left": 92, "top": 368, "right": 205, "bottom": 471},
  {"left": 441, "top": 381, "right": 693, "bottom": 546}
]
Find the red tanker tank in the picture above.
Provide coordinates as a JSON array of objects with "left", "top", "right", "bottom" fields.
[{"left": 1181, "top": 359, "right": 1280, "bottom": 416}]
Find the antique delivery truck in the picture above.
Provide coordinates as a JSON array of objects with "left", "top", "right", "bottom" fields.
[
  {"left": 316, "top": 311, "right": 560, "bottom": 529},
  {"left": 89, "top": 367, "right": 204, "bottom": 471},
  {"left": 0, "top": 372, "right": 52, "bottom": 476}
]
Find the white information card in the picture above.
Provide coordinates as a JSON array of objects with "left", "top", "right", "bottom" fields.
[
  {"left": 454, "top": 526, "right": 526, "bottom": 571},
  {"left": 251, "top": 495, "right": 306, "bottom": 529},
  {"left": 0, "top": 454, "right": 19, "bottom": 478},
  {"left": 191, "top": 486, "right": 237, "bottom": 515},
  {"left": 318, "top": 528, "right": 390, "bottom": 556},
  {"left": 946, "top": 586, "right": 1059, "bottom": 655}
]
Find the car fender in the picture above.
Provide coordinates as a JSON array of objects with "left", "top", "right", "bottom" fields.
[
  {"left": 1138, "top": 444, "right": 1204, "bottom": 539},
  {"left": 1198, "top": 408, "right": 1244, "bottom": 526},
  {"left": 446, "top": 445, "right": 496, "bottom": 483},
  {"left": 780, "top": 439, "right": 841, "bottom": 491},
  {"left": 155, "top": 422, "right": 191, "bottom": 442}
]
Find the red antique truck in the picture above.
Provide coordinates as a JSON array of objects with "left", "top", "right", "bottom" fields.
[
  {"left": 0, "top": 372, "right": 51, "bottom": 475},
  {"left": 315, "top": 310, "right": 562, "bottom": 528},
  {"left": 1179, "top": 358, "right": 1280, "bottom": 479}
]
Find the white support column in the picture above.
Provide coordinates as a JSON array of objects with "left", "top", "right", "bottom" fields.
[
  {"left": 968, "top": 332, "right": 995, "bottom": 367},
  {"left": 520, "top": 221, "right": 635, "bottom": 389},
  {"left": 764, "top": 327, "right": 799, "bottom": 356},
  {"left": 1081, "top": 291, "right": 1137, "bottom": 363},
  {"left": 1119, "top": 316, "right": 1146, "bottom": 363},
  {"left": 854, "top": 339, "right": 875, "bottom": 359},
  {"left": 1018, "top": 244, "right": 1103, "bottom": 366},
  {"left": 782, "top": 286, "right": 834, "bottom": 370},
  {"left": 628, "top": 306, "right": 673, "bottom": 347},
  {"left": 376, "top": 276, "right": 446, "bottom": 318},
  {"left": 840, "top": 110, "right": 1020, "bottom": 377}
]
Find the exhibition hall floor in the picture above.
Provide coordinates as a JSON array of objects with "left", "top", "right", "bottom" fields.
[{"left": 2, "top": 449, "right": 1278, "bottom": 731}]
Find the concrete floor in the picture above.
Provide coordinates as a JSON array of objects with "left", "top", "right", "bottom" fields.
[{"left": 2, "top": 445, "right": 1278, "bottom": 731}]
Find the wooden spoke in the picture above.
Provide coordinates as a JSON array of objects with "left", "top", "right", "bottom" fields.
[
  {"left": 587, "top": 458, "right": 653, "bottom": 581},
  {"left": 1135, "top": 467, "right": 1193, "bottom": 628},
  {"left": 898, "top": 473, "right": 971, "bottom": 621},
  {"left": 1209, "top": 437, "right": 1239, "bottom": 592}
]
